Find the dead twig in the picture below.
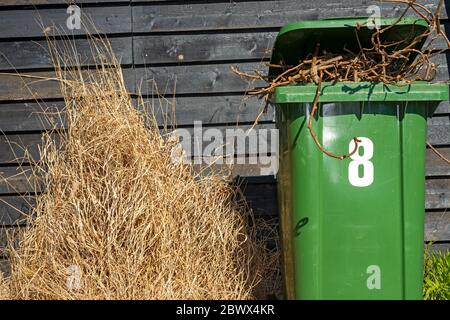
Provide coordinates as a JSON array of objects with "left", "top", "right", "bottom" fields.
[
  {"left": 427, "top": 142, "right": 450, "bottom": 165},
  {"left": 232, "top": 0, "right": 449, "bottom": 162}
]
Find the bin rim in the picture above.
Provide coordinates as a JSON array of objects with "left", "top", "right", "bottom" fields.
[
  {"left": 278, "top": 17, "right": 428, "bottom": 38},
  {"left": 272, "top": 81, "right": 449, "bottom": 103}
]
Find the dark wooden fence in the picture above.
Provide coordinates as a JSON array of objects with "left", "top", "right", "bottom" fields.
[{"left": 0, "top": 0, "right": 449, "bottom": 276}]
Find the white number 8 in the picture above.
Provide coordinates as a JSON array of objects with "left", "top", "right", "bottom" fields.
[{"left": 348, "top": 137, "right": 374, "bottom": 187}]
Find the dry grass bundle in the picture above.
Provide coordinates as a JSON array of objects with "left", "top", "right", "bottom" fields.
[
  {"left": 0, "top": 36, "right": 279, "bottom": 299},
  {"left": 0, "top": 273, "right": 9, "bottom": 299}
]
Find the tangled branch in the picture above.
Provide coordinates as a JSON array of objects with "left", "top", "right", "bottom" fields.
[{"left": 233, "top": 0, "right": 450, "bottom": 162}]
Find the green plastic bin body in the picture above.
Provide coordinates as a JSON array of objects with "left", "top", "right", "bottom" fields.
[
  {"left": 270, "top": 16, "right": 449, "bottom": 300},
  {"left": 275, "top": 82, "right": 449, "bottom": 299}
]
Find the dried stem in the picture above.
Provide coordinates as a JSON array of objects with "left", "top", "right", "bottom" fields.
[
  {"left": 232, "top": 0, "right": 449, "bottom": 163},
  {"left": 427, "top": 142, "right": 450, "bottom": 165}
]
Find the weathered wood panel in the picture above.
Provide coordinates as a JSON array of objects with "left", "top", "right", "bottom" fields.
[
  {"left": 0, "top": 95, "right": 271, "bottom": 131},
  {"left": 428, "top": 116, "right": 450, "bottom": 145},
  {"left": 0, "top": 227, "right": 20, "bottom": 255},
  {"left": 173, "top": 116, "right": 450, "bottom": 147},
  {"left": 435, "top": 102, "right": 450, "bottom": 115},
  {"left": 0, "top": 196, "right": 33, "bottom": 226},
  {"left": 0, "top": 6, "right": 131, "bottom": 39},
  {"left": 0, "top": 37, "right": 133, "bottom": 70},
  {"left": 239, "top": 176, "right": 450, "bottom": 213},
  {"left": 133, "top": 30, "right": 450, "bottom": 66},
  {"left": 0, "top": 192, "right": 448, "bottom": 241},
  {"left": 0, "top": 0, "right": 127, "bottom": 5},
  {"left": 120, "top": 95, "right": 273, "bottom": 128},
  {"left": 0, "top": 129, "right": 448, "bottom": 175},
  {"left": 0, "top": 72, "right": 63, "bottom": 101},
  {"left": 0, "top": 163, "right": 447, "bottom": 210},
  {"left": 133, "top": 32, "right": 275, "bottom": 65},
  {"left": 135, "top": 62, "right": 276, "bottom": 95},
  {"left": 216, "top": 148, "right": 450, "bottom": 178},
  {"left": 139, "top": 97, "right": 450, "bottom": 132},
  {"left": 0, "top": 167, "right": 40, "bottom": 195},
  {"left": 0, "top": 120, "right": 448, "bottom": 163},
  {"left": 0, "top": 56, "right": 448, "bottom": 100},
  {"left": 0, "top": 258, "right": 9, "bottom": 277},
  {"left": 425, "top": 210, "right": 450, "bottom": 242},
  {"left": 0, "top": 101, "right": 65, "bottom": 132},
  {"left": 0, "top": 97, "right": 448, "bottom": 133},
  {"left": 0, "top": 123, "right": 276, "bottom": 164},
  {"left": 427, "top": 242, "right": 450, "bottom": 253},
  {"left": 426, "top": 178, "right": 450, "bottom": 209},
  {"left": 0, "top": 68, "right": 135, "bottom": 100},
  {"left": 132, "top": 0, "right": 446, "bottom": 33},
  {"left": 136, "top": 61, "right": 450, "bottom": 96},
  {"left": 0, "top": 133, "right": 48, "bottom": 164},
  {"left": 426, "top": 147, "right": 450, "bottom": 177}
]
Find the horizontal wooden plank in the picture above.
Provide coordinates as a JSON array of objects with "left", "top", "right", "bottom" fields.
[
  {"left": 0, "top": 95, "right": 447, "bottom": 134},
  {"left": 428, "top": 117, "right": 450, "bottom": 145},
  {"left": 0, "top": 167, "right": 41, "bottom": 194},
  {"left": 7, "top": 118, "right": 444, "bottom": 158},
  {"left": 0, "top": 72, "right": 62, "bottom": 100},
  {"left": 0, "top": 101, "right": 65, "bottom": 132},
  {"left": 181, "top": 121, "right": 450, "bottom": 154},
  {"left": 137, "top": 63, "right": 450, "bottom": 97},
  {"left": 426, "top": 178, "right": 450, "bottom": 209},
  {"left": 434, "top": 102, "right": 450, "bottom": 115},
  {"left": 0, "top": 192, "right": 450, "bottom": 241},
  {"left": 425, "top": 210, "right": 450, "bottom": 242},
  {"left": 0, "top": 133, "right": 46, "bottom": 164},
  {"left": 0, "top": 196, "right": 33, "bottom": 226},
  {"left": 136, "top": 62, "right": 270, "bottom": 95},
  {"left": 132, "top": 99, "right": 450, "bottom": 133},
  {"left": 0, "top": 161, "right": 447, "bottom": 210},
  {"left": 427, "top": 242, "right": 450, "bottom": 253},
  {"left": 0, "top": 0, "right": 127, "bottom": 5},
  {"left": 139, "top": 95, "right": 275, "bottom": 127},
  {"left": 133, "top": 32, "right": 275, "bottom": 65},
  {"left": 133, "top": 29, "right": 450, "bottom": 66},
  {"left": 0, "top": 6, "right": 131, "bottom": 39},
  {"left": 0, "top": 95, "right": 448, "bottom": 133},
  {"left": 0, "top": 96, "right": 268, "bottom": 132},
  {"left": 0, "top": 122, "right": 449, "bottom": 165},
  {"left": 0, "top": 37, "right": 133, "bottom": 70},
  {"left": 426, "top": 147, "right": 450, "bottom": 177},
  {"left": 240, "top": 177, "right": 450, "bottom": 216},
  {"left": 428, "top": 52, "right": 450, "bottom": 81},
  {"left": 0, "top": 257, "right": 8, "bottom": 276},
  {"left": 0, "top": 123, "right": 277, "bottom": 163},
  {"left": 4, "top": 194, "right": 447, "bottom": 239},
  {"left": 0, "top": 192, "right": 448, "bottom": 243},
  {"left": 207, "top": 148, "right": 450, "bottom": 178},
  {"left": 132, "top": 0, "right": 446, "bottom": 33},
  {"left": 0, "top": 60, "right": 447, "bottom": 101},
  {"left": 0, "top": 227, "right": 19, "bottom": 251},
  {"left": 0, "top": 68, "right": 135, "bottom": 100}
]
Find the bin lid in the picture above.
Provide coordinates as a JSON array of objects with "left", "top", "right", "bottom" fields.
[{"left": 269, "top": 17, "right": 429, "bottom": 78}]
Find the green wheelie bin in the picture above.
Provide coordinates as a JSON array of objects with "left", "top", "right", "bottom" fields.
[{"left": 272, "top": 17, "right": 449, "bottom": 299}]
